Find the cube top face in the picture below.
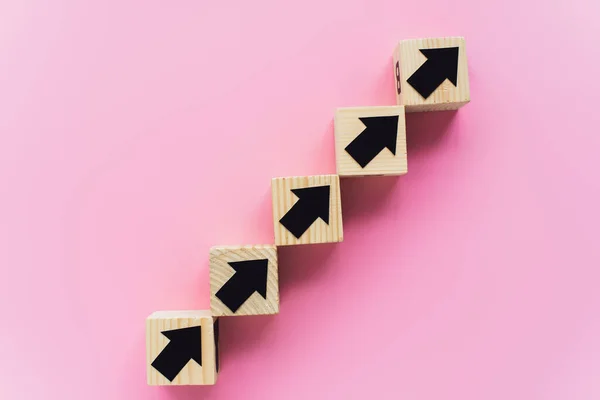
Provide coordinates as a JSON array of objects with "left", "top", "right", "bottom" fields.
[
  {"left": 334, "top": 106, "right": 407, "bottom": 177},
  {"left": 146, "top": 311, "right": 219, "bottom": 385},
  {"left": 394, "top": 37, "right": 469, "bottom": 112},
  {"left": 210, "top": 245, "right": 279, "bottom": 317},
  {"left": 272, "top": 175, "right": 343, "bottom": 246}
]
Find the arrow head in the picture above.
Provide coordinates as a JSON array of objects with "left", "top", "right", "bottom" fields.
[
  {"left": 419, "top": 47, "right": 459, "bottom": 86},
  {"left": 291, "top": 185, "right": 330, "bottom": 224},
  {"left": 358, "top": 116, "right": 398, "bottom": 154},
  {"left": 228, "top": 259, "right": 269, "bottom": 299},
  {"left": 161, "top": 326, "right": 202, "bottom": 365}
]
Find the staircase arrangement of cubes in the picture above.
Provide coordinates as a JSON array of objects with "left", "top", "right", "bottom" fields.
[{"left": 146, "top": 36, "right": 470, "bottom": 385}]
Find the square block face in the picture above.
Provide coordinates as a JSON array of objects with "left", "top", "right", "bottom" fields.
[
  {"left": 146, "top": 311, "right": 219, "bottom": 386},
  {"left": 393, "top": 37, "right": 470, "bottom": 112},
  {"left": 210, "top": 245, "right": 279, "bottom": 317},
  {"left": 334, "top": 106, "right": 407, "bottom": 177},
  {"left": 272, "top": 175, "right": 343, "bottom": 246}
]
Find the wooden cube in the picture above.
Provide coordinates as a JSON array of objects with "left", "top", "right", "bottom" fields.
[
  {"left": 210, "top": 245, "right": 279, "bottom": 316},
  {"left": 146, "top": 311, "right": 219, "bottom": 386},
  {"left": 272, "top": 175, "right": 343, "bottom": 245},
  {"left": 334, "top": 106, "right": 407, "bottom": 177},
  {"left": 393, "top": 37, "right": 470, "bottom": 112}
]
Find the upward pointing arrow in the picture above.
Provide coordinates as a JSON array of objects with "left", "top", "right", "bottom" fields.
[
  {"left": 215, "top": 259, "right": 269, "bottom": 313},
  {"left": 151, "top": 326, "right": 201, "bottom": 382},
  {"left": 279, "top": 185, "right": 330, "bottom": 239},
  {"left": 345, "top": 115, "right": 399, "bottom": 168},
  {"left": 406, "top": 47, "right": 459, "bottom": 99}
]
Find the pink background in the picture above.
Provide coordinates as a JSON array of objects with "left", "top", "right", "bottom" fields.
[{"left": 1, "top": 1, "right": 599, "bottom": 399}]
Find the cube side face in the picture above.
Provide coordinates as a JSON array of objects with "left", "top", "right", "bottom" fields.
[
  {"left": 396, "top": 37, "right": 470, "bottom": 112},
  {"left": 200, "top": 317, "right": 219, "bottom": 385},
  {"left": 209, "top": 245, "right": 280, "bottom": 316},
  {"left": 146, "top": 312, "right": 218, "bottom": 385},
  {"left": 393, "top": 44, "right": 403, "bottom": 106},
  {"left": 272, "top": 175, "right": 343, "bottom": 245},
  {"left": 334, "top": 106, "right": 407, "bottom": 177}
]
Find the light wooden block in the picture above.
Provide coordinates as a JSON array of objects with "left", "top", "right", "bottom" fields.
[
  {"left": 334, "top": 106, "right": 407, "bottom": 177},
  {"left": 146, "top": 311, "right": 219, "bottom": 386},
  {"left": 210, "top": 245, "right": 279, "bottom": 316},
  {"left": 393, "top": 37, "right": 470, "bottom": 112},
  {"left": 272, "top": 175, "right": 343, "bottom": 246}
]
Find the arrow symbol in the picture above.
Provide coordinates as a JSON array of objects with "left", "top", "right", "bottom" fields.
[
  {"left": 406, "top": 46, "right": 459, "bottom": 99},
  {"left": 279, "top": 185, "right": 330, "bottom": 239},
  {"left": 214, "top": 319, "right": 220, "bottom": 373},
  {"left": 215, "top": 259, "right": 269, "bottom": 313},
  {"left": 151, "top": 326, "right": 201, "bottom": 382},
  {"left": 344, "top": 115, "right": 399, "bottom": 168}
]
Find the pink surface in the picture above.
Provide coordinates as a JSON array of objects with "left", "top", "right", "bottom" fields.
[{"left": 1, "top": 1, "right": 600, "bottom": 399}]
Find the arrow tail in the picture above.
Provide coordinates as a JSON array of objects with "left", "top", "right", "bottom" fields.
[
  {"left": 215, "top": 276, "right": 255, "bottom": 313},
  {"left": 279, "top": 202, "right": 317, "bottom": 239},
  {"left": 151, "top": 342, "right": 191, "bottom": 381},
  {"left": 406, "top": 60, "right": 445, "bottom": 99},
  {"left": 345, "top": 131, "right": 384, "bottom": 168}
]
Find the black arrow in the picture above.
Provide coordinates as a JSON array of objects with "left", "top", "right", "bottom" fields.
[
  {"left": 215, "top": 259, "right": 269, "bottom": 313},
  {"left": 406, "top": 47, "right": 459, "bottom": 99},
  {"left": 279, "top": 185, "right": 330, "bottom": 239},
  {"left": 344, "top": 115, "right": 399, "bottom": 168},
  {"left": 151, "top": 326, "right": 201, "bottom": 382},
  {"left": 214, "top": 319, "right": 220, "bottom": 373}
]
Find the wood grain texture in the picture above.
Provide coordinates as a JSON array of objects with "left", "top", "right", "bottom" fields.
[
  {"left": 210, "top": 245, "right": 279, "bottom": 316},
  {"left": 146, "top": 311, "right": 219, "bottom": 386},
  {"left": 334, "top": 106, "right": 407, "bottom": 177},
  {"left": 272, "top": 175, "right": 343, "bottom": 246},
  {"left": 393, "top": 37, "right": 470, "bottom": 112}
]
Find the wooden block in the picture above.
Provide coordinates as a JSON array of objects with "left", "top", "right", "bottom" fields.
[
  {"left": 146, "top": 310, "right": 219, "bottom": 386},
  {"left": 272, "top": 175, "right": 343, "bottom": 245},
  {"left": 334, "top": 106, "right": 407, "bottom": 177},
  {"left": 393, "top": 37, "right": 470, "bottom": 112},
  {"left": 210, "top": 245, "right": 279, "bottom": 316}
]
